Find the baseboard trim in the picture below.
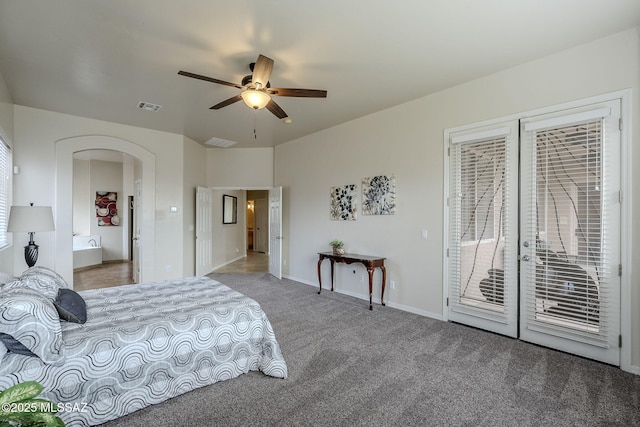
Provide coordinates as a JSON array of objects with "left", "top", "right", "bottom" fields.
[{"left": 284, "top": 274, "right": 443, "bottom": 321}]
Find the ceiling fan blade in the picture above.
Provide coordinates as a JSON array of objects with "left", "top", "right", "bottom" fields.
[
  {"left": 210, "top": 94, "right": 243, "bottom": 110},
  {"left": 178, "top": 70, "right": 242, "bottom": 89},
  {"left": 268, "top": 88, "right": 327, "bottom": 98},
  {"left": 252, "top": 54, "right": 274, "bottom": 88},
  {"left": 265, "top": 99, "right": 288, "bottom": 119}
]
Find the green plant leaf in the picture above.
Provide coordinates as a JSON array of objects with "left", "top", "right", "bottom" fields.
[
  {"left": 0, "top": 411, "right": 64, "bottom": 427},
  {"left": 27, "top": 411, "right": 64, "bottom": 427},
  {"left": 0, "top": 382, "right": 44, "bottom": 404}
]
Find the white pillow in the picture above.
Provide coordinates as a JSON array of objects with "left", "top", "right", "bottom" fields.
[{"left": 4, "top": 267, "right": 69, "bottom": 301}]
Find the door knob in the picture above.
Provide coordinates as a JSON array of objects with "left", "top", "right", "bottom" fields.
[{"left": 522, "top": 255, "right": 531, "bottom": 261}]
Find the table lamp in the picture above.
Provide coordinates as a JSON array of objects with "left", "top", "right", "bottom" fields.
[{"left": 7, "top": 204, "right": 55, "bottom": 267}]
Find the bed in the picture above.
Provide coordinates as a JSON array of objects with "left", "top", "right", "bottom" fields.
[{"left": 0, "top": 269, "right": 287, "bottom": 426}]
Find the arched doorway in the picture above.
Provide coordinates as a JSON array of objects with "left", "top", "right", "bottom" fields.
[{"left": 55, "top": 136, "right": 156, "bottom": 288}]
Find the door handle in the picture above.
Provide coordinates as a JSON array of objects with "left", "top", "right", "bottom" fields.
[{"left": 522, "top": 255, "right": 531, "bottom": 262}]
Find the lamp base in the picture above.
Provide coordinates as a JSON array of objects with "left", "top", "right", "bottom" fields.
[{"left": 24, "top": 243, "right": 38, "bottom": 267}]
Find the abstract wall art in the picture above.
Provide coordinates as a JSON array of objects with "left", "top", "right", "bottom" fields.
[
  {"left": 330, "top": 184, "right": 357, "bottom": 221},
  {"left": 362, "top": 175, "right": 396, "bottom": 215},
  {"left": 96, "top": 191, "right": 119, "bottom": 226}
]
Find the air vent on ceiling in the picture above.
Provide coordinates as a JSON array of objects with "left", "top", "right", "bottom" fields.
[
  {"left": 205, "top": 137, "right": 238, "bottom": 148},
  {"left": 137, "top": 101, "right": 162, "bottom": 112}
]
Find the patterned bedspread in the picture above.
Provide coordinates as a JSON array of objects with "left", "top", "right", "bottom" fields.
[{"left": 0, "top": 277, "right": 287, "bottom": 426}]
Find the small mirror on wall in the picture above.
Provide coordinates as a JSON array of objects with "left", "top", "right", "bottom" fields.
[{"left": 223, "top": 194, "right": 237, "bottom": 224}]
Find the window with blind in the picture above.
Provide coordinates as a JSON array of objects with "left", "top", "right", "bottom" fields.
[{"left": 0, "top": 137, "right": 10, "bottom": 249}]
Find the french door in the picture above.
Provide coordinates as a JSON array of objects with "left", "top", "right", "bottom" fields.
[
  {"left": 447, "top": 122, "right": 519, "bottom": 338},
  {"left": 519, "top": 101, "right": 621, "bottom": 364},
  {"left": 447, "top": 99, "right": 621, "bottom": 364}
]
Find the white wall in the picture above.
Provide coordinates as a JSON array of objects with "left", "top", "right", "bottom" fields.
[
  {"left": 72, "top": 159, "right": 91, "bottom": 236},
  {"left": 275, "top": 29, "right": 640, "bottom": 369},
  {"left": 183, "top": 137, "right": 207, "bottom": 277},
  {"left": 211, "top": 189, "right": 246, "bottom": 270},
  {"left": 207, "top": 147, "right": 273, "bottom": 188},
  {"left": 0, "top": 71, "right": 13, "bottom": 273},
  {"left": 0, "top": 73, "right": 12, "bottom": 143}
]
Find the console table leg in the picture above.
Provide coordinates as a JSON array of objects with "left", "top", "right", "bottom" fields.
[
  {"left": 380, "top": 266, "right": 387, "bottom": 306},
  {"left": 330, "top": 260, "right": 335, "bottom": 292},
  {"left": 367, "top": 267, "right": 374, "bottom": 310},
  {"left": 317, "top": 259, "right": 323, "bottom": 294}
]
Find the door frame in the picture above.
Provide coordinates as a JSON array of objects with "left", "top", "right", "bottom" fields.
[
  {"left": 208, "top": 186, "right": 282, "bottom": 276},
  {"left": 132, "top": 179, "right": 142, "bottom": 283},
  {"left": 442, "top": 90, "right": 632, "bottom": 371},
  {"left": 55, "top": 136, "right": 156, "bottom": 288}
]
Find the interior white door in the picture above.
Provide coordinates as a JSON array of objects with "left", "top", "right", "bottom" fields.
[
  {"left": 195, "top": 186, "right": 214, "bottom": 276},
  {"left": 268, "top": 187, "right": 283, "bottom": 279},
  {"left": 519, "top": 101, "right": 621, "bottom": 365},
  {"left": 132, "top": 179, "right": 142, "bottom": 283},
  {"left": 447, "top": 123, "right": 519, "bottom": 337},
  {"left": 254, "top": 198, "right": 268, "bottom": 253}
]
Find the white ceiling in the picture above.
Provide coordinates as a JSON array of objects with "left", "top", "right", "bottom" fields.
[{"left": 0, "top": 1, "right": 638, "bottom": 149}]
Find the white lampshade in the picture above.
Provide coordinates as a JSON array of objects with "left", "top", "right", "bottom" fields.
[
  {"left": 240, "top": 89, "right": 271, "bottom": 110},
  {"left": 7, "top": 206, "right": 55, "bottom": 232}
]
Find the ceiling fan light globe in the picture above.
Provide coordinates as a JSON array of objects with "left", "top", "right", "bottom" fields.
[{"left": 241, "top": 90, "right": 270, "bottom": 110}]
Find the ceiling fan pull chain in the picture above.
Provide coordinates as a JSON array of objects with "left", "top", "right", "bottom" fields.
[{"left": 254, "top": 109, "right": 257, "bottom": 139}]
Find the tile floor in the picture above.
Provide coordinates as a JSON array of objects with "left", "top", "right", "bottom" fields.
[
  {"left": 73, "top": 262, "right": 134, "bottom": 291},
  {"left": 212, "top": 251, "right": 269, "bottom": 273}
]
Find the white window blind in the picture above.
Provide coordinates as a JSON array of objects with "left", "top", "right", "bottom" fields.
[{"left": 0, "top": 138, "right": 10, "bottom": 249}]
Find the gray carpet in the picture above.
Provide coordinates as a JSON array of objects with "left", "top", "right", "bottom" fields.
[{"left": 101, "top": 273, "right": 640, "bottom": 426}]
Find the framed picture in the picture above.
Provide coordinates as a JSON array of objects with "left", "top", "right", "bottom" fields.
[
  {"left": 330, "top": 184, "right": 357, "bottom": 221},
  {"left": 362, "top": 175, "right": 395, "bottom": 215},
  {"left": 96, "top": 191, "right": 119, "bottom": 226}
]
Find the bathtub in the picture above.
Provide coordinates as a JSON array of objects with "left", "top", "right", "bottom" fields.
[{"left": 73, "top": 235, "right": 103, "bottom": 269}]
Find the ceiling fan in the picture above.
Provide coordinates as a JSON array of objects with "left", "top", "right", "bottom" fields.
[{"left": 178, "top": 54, "right": 327, "bottom": 119}]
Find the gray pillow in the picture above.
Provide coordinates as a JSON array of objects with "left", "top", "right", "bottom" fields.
[
  {"left": 54, "top": 288, "right": 87, "bottom": 324},
  {"left": 0, "top": 287, "right": 66, "bottom": 365},
  {"left": 0, "top": 332, "right": 36, "bottom": 356}
]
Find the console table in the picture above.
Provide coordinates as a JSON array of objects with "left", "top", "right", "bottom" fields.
[{"left": 317, "top": 252, "right": 386, "bottom": 310}]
